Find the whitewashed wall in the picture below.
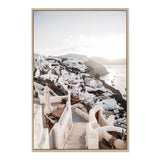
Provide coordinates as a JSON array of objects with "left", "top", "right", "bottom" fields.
[
  {"left": 34, "top": 104, "right": 49, "bottom": 149},
  {"left": 49, "top": 92, "right": 73, "bottom": 149},
  {"left": 40, "top": 95, "right": 68, "bottom": 104}
]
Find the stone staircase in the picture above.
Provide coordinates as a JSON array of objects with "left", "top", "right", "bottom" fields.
[{"left": 64, "top": 122, "right": 87, "bottom": 149}]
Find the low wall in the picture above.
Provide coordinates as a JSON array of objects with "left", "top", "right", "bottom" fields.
[
  {"left": 86, "top": 105, "right": 126, "bottom": 149},
  {"left": 86, "top": 121, "right": 99, "bottom": 149},
  {"left": 40, "top": 95, "right": 68, "bottom": 104},
  {"left": 34, "top": 104, "right": 49, "bottom": 149},
  {"left": 96, "top": 126, "right": 126, "bottom": 149},
  {"left": 99, "top": 114, "right": 115, "bottom": 126},
  {"left": 34, "top": 105, "right": 43, "bottom": 149},
  {"left": 72, "top": 103, "right": 84, "bottom": 109},
  {"left": 86, "top": 105, "right": 102, "bottom": 149},
  {"left": 75, "top": 108, "right": 89, "bottom": 121},
  {"left": 49, "top": 92, "right": 73, "bottom": 149}
]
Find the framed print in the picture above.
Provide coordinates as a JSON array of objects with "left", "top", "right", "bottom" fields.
[{"left": 32, "top": 8, "right": 129, "bottom": 152}]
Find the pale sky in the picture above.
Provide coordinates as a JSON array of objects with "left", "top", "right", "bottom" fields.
[{"left": 34, "top": 10, "right": 126, "bottom": 59}]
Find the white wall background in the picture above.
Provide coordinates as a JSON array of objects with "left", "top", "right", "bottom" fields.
[{"left": 0, "top": 0, "right": 160, "bottom": 159}]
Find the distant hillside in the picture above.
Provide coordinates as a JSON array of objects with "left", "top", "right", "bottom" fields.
[
  {"left": 91, "top": 57, "right": 126, "bottom": 65},
  {"left": 85, "top": 59, "right": 109, "bottom": 76},
  {"left": 61, "top": 53, "right": 88, "bottom": 62}
]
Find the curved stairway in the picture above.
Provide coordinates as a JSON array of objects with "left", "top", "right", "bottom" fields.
[{"left": 64, "top": 122, "right": 87, "bottom": 149}]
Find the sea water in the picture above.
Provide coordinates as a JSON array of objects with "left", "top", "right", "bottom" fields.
[{"left": 100, "top": 65, "right": 127, "bottom": 99}]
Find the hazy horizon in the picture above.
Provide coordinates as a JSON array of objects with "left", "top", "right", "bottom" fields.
[{"left": 34, "top": 10, "right": 126, "bottom": 60}]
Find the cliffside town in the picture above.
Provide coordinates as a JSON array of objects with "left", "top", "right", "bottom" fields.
[{"left": 33, "top": 53, "right": 127, "bottom": 149}]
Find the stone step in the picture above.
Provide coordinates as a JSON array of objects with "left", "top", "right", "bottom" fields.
[
  {"left": 72, "top": 126, "right": 86, "bottom": 130},
  {"left": 64, "top": 122, "right": 87, "bottom": 149},
  {"left": 73, "top": 122, "right": 88, "bottom": 126},
  {"left": 69, "top": 133, "right": 85, "bottom": 137},
  {"left": 65, "top": 140, "right": 85, "bottom": 146},
  {"left": 73, "top": 124, "right": 87, "bottom": 127},
  {"left": 71, "top": 132, "right": 85, "bottom": 136},
  {"left": 68, "top": 134, "right": 85, "bottom": 138},
  {"left": 72, "top": 125, "right": 86, "bottom": 129},
  {"left": 64, "top": 143, "right": 87, "bottom": 149},
  {"left": 68, "top": 136, "right": 86, "bottom": 144},
  {"left": 71, "top": 129, "right": 86, "bottom": 135}
]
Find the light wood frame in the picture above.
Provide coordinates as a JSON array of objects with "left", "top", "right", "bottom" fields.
[{"left": 32, "top": 8, "right": 129, "bottom": 152}]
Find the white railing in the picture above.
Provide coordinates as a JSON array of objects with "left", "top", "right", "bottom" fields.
[
  {"left": 86, "top": 105, "right": 126, "bottom": 149},
  {"left": 85, "top": 105, "right": 101, "bottom": 149},
  {"left": 49, "top": 91, "right": 73, "bottom": 149},
  {"left": 40, "top": 95, "right": 68, "bottom": 104}
]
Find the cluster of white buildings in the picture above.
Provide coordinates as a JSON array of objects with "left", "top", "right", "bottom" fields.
[{"left": 33, "top": 54, "right": 127, "bottom": 150}]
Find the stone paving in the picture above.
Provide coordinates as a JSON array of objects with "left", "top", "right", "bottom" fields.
[{"left": 64, "top": 122, "right": 87, "bottom": 149}]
